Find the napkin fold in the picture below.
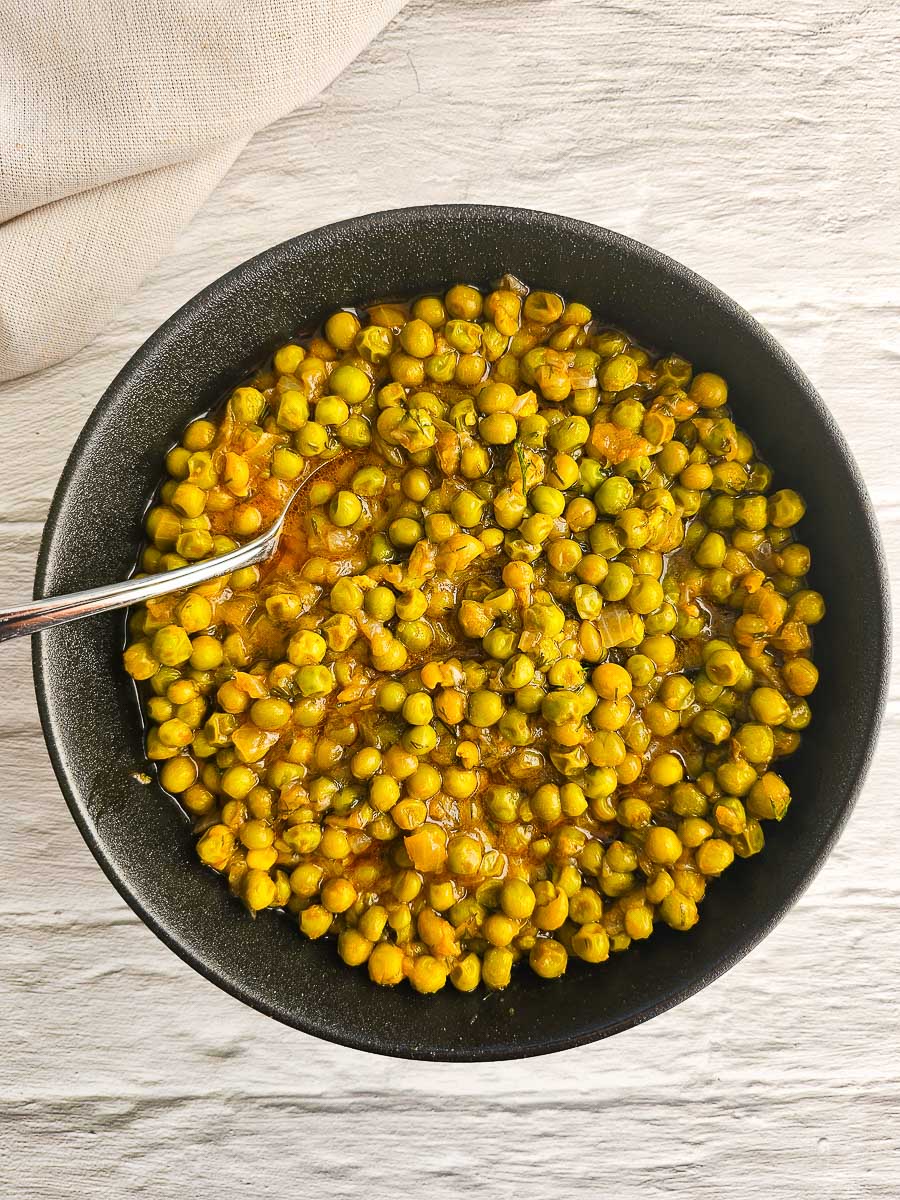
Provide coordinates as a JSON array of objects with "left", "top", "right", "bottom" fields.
[{"left": 0, "top": 0, "right": 405, "bottom": 381}]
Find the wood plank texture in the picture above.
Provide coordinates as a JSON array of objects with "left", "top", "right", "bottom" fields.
[{"left": 1, "top": 0, "right": 899, "bottom": 1196}]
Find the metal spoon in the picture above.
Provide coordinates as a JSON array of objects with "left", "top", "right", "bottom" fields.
[{"left": 0, "top": 470, "right": 319, "bottom": 643}]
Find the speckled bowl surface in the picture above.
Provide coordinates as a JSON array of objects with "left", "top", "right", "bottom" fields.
[{"left": 33, "top": 205, "right": 890, "bottom": 1060}]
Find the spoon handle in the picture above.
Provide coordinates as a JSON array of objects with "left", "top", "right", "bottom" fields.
[{"left": 0, "top": 528, "right": 278, "bottom": 643}]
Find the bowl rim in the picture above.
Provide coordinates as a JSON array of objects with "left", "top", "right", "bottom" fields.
[{"left": 32, "top": 203, "right": 892, "bottom": 1060}]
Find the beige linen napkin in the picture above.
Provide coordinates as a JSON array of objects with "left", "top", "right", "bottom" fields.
[{"left": 0, "top": 0, "right": 405, "bottom": 382}]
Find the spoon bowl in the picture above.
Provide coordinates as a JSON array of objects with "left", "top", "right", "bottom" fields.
[{"left": 0, "top": 462, "right": 340, "bottom": 642}]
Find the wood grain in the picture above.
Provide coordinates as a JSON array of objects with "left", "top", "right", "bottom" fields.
[{"left": 2, "top": 1, "right": 899, "bottom": 1195}]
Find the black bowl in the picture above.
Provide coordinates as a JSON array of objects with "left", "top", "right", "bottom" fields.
[{"left": 33, "top": 205, "right": 890, "bottom": 1060}]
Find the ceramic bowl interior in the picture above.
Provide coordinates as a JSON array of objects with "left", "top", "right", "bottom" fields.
[{"left": 33, "top": 205, "right": 890, "bottom": 1060}]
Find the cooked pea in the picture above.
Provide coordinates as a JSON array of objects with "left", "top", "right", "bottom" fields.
[
  {"left": 648, "top": 753, "right": 684, "bottom": 787},
  {"left": 402, "top": 692, "right": 434, "bottom": 726},
  {"left": 316, "top": 395, "right": 350, "bottom": 427},
  {"left": 643, "top": 826, "right": 683, "bottom": 864},
  {"left": 451, "top": 490, "right": 485, "bottom": 527},
  {"left": 324, "top": 314, "right": 361, "bottom": 356},
  {"left": 251, "top": 698, "right": 292, "bottom": 731},
  {"left": 486, "top": 784, "right": 519, "bottom": 823},
  {"left": 690, "top": 372, "right": 728, "bottom": 409},
  {"left": 529, "top": 939, "right": 568, "bottom": 979},
  {"left": 789, "top": 589, "right": 825, "bottom": 624},
  {"left": 479, "top": 412, "right": 518, "bottom": 444},
  {"left": 480, "top": 946, "right": 513, "bottom": 990},
  {"left": 695, "top": 839, "right": 735, "bottom": 876},
  {"left": 705, "top": 646, "right": 744, "bottom": 686},
  {"left": 399, "top": 318, "right": 436, "bottom": 359},
  {"left": 783, "top": 657, "right": 818, "bottom": 696},
  {"left": 389, "top": 517, "right": 424, "bottom": 547},
  {"left": 329, "top": 364, "right": 371, "bottom": 404},
  {"left": 445, "top": 284, "right": 482, "bottom": 320},
  {"left": 750, "top": 686, "right": 791, "bottom": 726},
  {"left": 328, "top": 490, "right": 363, "bottom": 527},
  {"left": 768, "top": 489, "right": 806, "bottom": 528},
  {"left": 599, "top": 354, "right": 638, "bottom": 392},
  {"left": 296, "top": 665, "right": 334, "bottom": 697},
  {"left": 367, "top": 942, "right": 405, "bottom": 986},
  {"left": 572, "top": 923, "right": 610, "bottom": 963},
  {"left": 735, "top": 722, "right": 775, "bottom": 763}
]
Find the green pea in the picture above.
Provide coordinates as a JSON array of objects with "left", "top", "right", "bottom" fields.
[
  {"left": 501, "top": 654, "right": 535, "bottom": 690},
  {"left": 691, "top": 709, "right": 731, "bottom": 744},
  {"left": 316, "top": 395, "right": 350, "bottom": 426},
  {"left": 529, "top": 485, "right": 566, "bottom": 517},
  {"left": 750, "top": 687, "right": 791, "bottom": 726},
  {"left": 378, "top": 681, "right": 407, "bottom": 712},
  {"left": 338, "top": 415, "right": 372, "bottom": 448},
  {"left": 296, "top": 421, "right": 329, "bottom": 456},
  {"left": 402, "top": 691, "right": 434, "bottom": 726},
  {"left": 735, "top": 722, "right": 775, "bottom": 764},
  {"left": 271, "top": 447, "right": 304, "bottom": 479},
  {"left": 451, "top": 490, "right": 485, "bottom": 528},
  {"left": 396, "top": 589, "right": 427, "bottom": 620},
  {"left": 403, "top": 723, "right": 437, "bottom": 755},
  {"left": 276, "top": 388, "right": 311, "bottom": 432},
  {"left": 733, "top": 494, "right": 768, "bottom": 530},
  {"left": 355, "top": 325, "right": 393, "bottom": 364},
  {"left": 623, "top": 653, "right": 653, "bottom": 687},
  {"left": 330, "top": 578, "right": 363, "bottom": 614},
  {"left": 445, "top": 319, "right": 483, "bottom": 354},
  {"left": 482, "top": 946, "right": 514, "bottom": 990},
  {"left": 515, "top": 684, "right": 546, "bottom": 714},
  {"left": 479, "top": 412, "right": 518, "bottom": 445},
  {"left": 395, "top": 620, "right": 433, "bottom": 651},
  {"left": 153, "top": 625, "right": 193, "bottom": 666},
  {"left": 599, "top": 354, "right": 639, "bottom": 392},
  {"left": 694, "top": 531, "right": 727, "bottom": 568},
  {"left": 518, "top": 414, "right": 549, "bottom": 447},
  {"left": 716, "top": 760, "right": 757, "bottom": 797},
  {"left": 425, "top": 512, "right": 457, "bottom": 542},
  {"left": 230, "top": 386, "right": 266, "bottom": 423},
  {"left": 498, "top": 708, "right": 531, "bottom": 745},
  {"left": 521, "top": 513, "right": 555, "bottom": 544},
  {"left": 789, "top": 590, "right": 825, "bottom": 624},
  {"left": 594, "top": 476, "right": 632, "bottom": 515},
  {"left": 296, "top": 665, "right": 334, "bottom": 697},
  {"left": 541, "top": 690, "right": 581, "bottom": 724},
  {"left": 468, "top": 690, "right": 504, "bottom": 727},
  {"left": 643, "top": 601, "right": 677, "bottom": 634},
  {"left": 328, "top": 490, "right": 363, "bottom": 527},
  {"left": 705, "top": 646, "right": 744, "bottom": 686},
  {"left": 425, "top": 351, "right": 458, "bottom": 383},
  {"left": 705, "top": 495, "right": 735, "bottom": 529},
  {"left": 483, "top": 627, "right": 518, "bottom": 660},
  {"left": 768, "top": 489, "right": 806, "bottom": 528},
  {"left": 525, "top": 602, "right": 565, "bottom": 636},
  {"left": 368, "top": 533, "right": 396, "bottom": 564},
  {"left": 364, "top": 586, "right": 396, "bottom": 621},
  {"left": 351, "top": 466, "right": 386, "bottom": 497},
  {"left": 598, "top": 562, "right": 632, "bottom": 602},
  {"left": 176, "top": 530, "right": 213, "bottom": 560},
  {"left": 486, "top": 784, "right": 519, "bottom": 823},
  {"left": 389, "top": 517, "right": 424, "bottom": 548},
  {"left": 447, "top": 835, "right": 483, "bottom": 876},
  {"left": 329, "top": 364, "right": 371, "bottom": 403},
  {"left": 548, "top": 415, "right": 590, "bottom": 452},
  {"left": 293, "top": 698, "right": 327, "bottom": 727}
]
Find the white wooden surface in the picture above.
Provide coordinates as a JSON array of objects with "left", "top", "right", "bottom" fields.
[{"left": 2, "top": 1, "right": 899, "bottom": 1196}]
